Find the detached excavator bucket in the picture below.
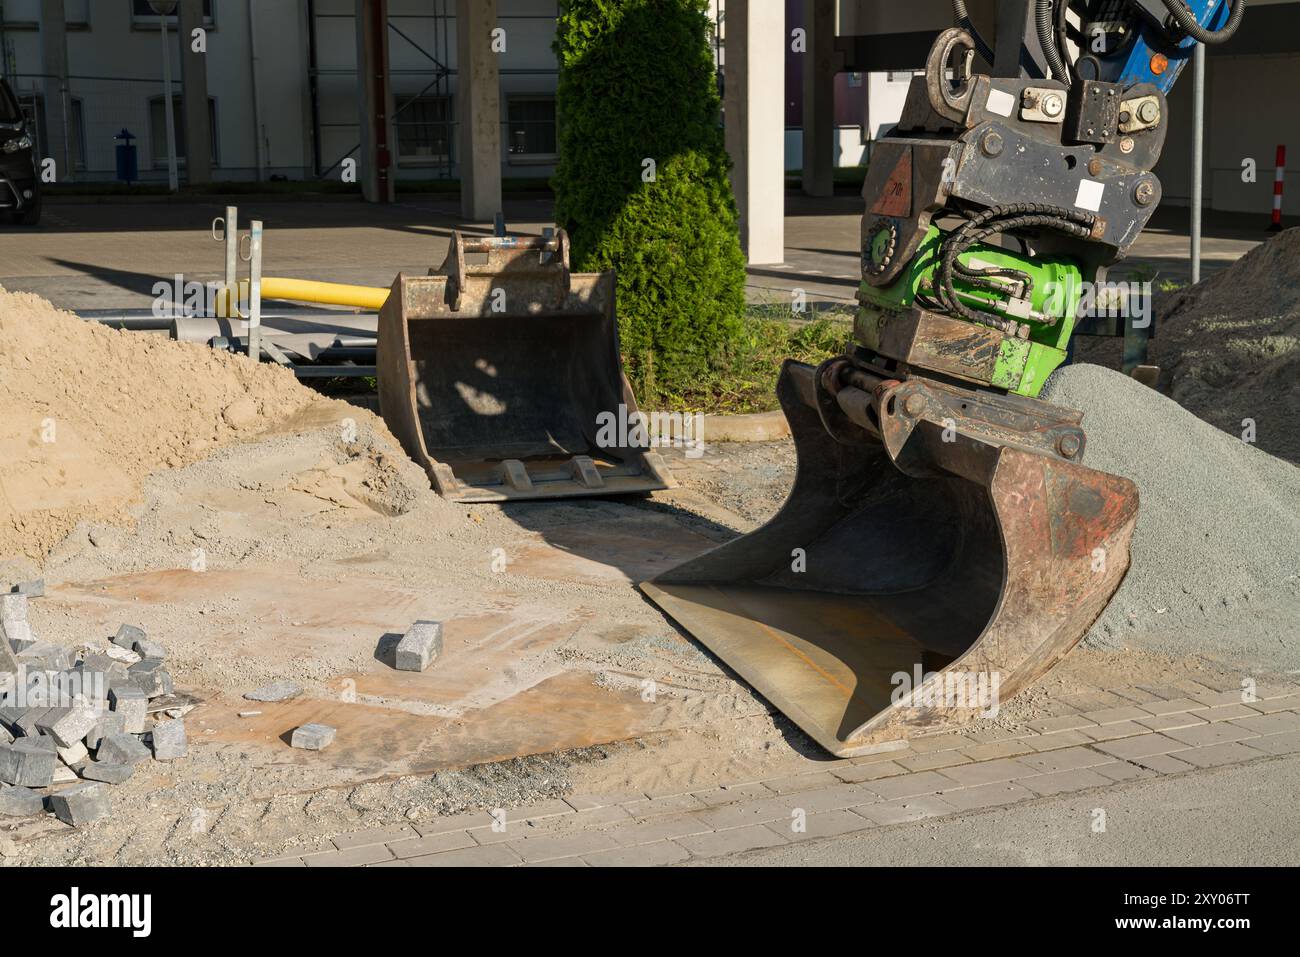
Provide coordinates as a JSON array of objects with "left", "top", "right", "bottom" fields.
[
  {"left": 642, "top": 359, "right": 1138, "bottom": 757},
  {"left": 378, "top": 231, "right": 674, "bottom": 501}
]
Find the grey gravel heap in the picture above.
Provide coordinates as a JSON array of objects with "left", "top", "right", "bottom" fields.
[{"left": 1041, "top": 363, "right": 1300, "bottom": 667}]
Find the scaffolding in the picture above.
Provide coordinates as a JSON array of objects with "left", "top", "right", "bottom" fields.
[{"left": 308, "top": 1, "right": 562, "bottom": 183}]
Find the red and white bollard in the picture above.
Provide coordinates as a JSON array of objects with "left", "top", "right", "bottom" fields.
[{"left": 1270, "top": 145, "right": 1286, "bottom": 231}]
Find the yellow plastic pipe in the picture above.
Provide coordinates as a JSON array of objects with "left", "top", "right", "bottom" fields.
[
  {"left": 214, "top": 278, "right": 390, "bottom": 316},
  {"left": 262, "top": 277, "right": 390, "bottom": 310}
]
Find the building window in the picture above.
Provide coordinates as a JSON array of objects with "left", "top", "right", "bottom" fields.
[
  {"left": 131, "top": 0, "right": 214, "bottom": 26},
  {"left": 149, "top": 94, "right": 218, "bottom": 167},
  {"left": 67, "top": 99, "right": 86, "bottom": 170},
  {"left": 506, "top": 97, "right": 556, "bottom": 161},
  {"left": 66, "top": 0, "right": 91, "bottom": 28},
  {"left": 394, "top": 95, "right": 452, "bottom": 163}
]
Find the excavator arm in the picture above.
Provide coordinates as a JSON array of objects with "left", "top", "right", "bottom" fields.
[{"left": 641, "top": 1, "right": 1242, "bottom": 757}]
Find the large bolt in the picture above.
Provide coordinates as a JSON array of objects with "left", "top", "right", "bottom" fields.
[
  {"left": 1137, "top": 100, "right": 1160, "bottom": 124},
  {"left": 903, "top": 393, "right": 926, "bottom": 418},
  {"left": 1120, "top": 136, "right": 1135, "bottom": 154},
  {"left": 1088, "top": 158, "right": 1103, "bottom": 176},
  {"left": 1134, "top": 180, "right": 1157, "bottom": 206},
  {"left": 1057, "top": 433, "right": 1082, "bottom": 459},
  {"left": 981, "top": 130, "right": 1004, "bottom": 157},
  {"left": 1041, "top": 93, "right": 1065, "bottom": 118}
]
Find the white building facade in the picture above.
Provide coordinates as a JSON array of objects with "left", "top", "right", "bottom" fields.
[{"left": 1, "top": 0, "right": 1295, "bottom": 218}]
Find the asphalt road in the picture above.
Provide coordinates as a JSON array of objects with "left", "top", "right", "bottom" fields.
[
  {"left": 700, "top": 753, "right": 1300, "bottom": 866},
  {"left": 0, "top": 194, "right": 1267, "bottom": 313}
]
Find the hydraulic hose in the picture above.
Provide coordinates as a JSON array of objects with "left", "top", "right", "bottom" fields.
[
  {"left": 952, "top": 0, "right": 996, "bottom": 65},
  {"left": 1037, "top": 0, "right": 1070, "bottom": 81},
  {"left": 1055, "top": 0, "right": 1075, "bottom": 82},
  {"left": 1159, "top": 0, "right": 1246, "bottom": 45},
  {"left": 937, "top": 204, "right": 1096, "bottom": 334}
]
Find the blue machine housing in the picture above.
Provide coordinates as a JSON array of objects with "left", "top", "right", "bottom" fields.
[{"left": 1103, "top": 0, "right": 1234, "bottom": 90}]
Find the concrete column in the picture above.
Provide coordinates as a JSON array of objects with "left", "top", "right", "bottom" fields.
[
  {"left": 724, "top": 0, "right": 785, "bottom": 264},
  {"left": 801, "top": 0, "right": 836, "bottom": 198},
  {"left": 178, "top": 0, "right": 212, "bottom": 184},
  {"left": 355, "top": 0, "right": 396, "bottom": 203},
  {"left": 38, "top": 0, "right": 70, "bottom": 180},
  {"left": 456, "top": 0, "right": 502, "bottom": 222}
]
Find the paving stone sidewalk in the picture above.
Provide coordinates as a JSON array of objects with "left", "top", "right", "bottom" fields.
[{"left": 253, "top": 680, "right": 1300, "bottom": 868}]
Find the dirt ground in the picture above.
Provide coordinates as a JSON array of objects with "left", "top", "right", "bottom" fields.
[
  {"left": 3, "top": 223, "right": 1296, "bottom": 863},
  {"left": 1, "top": 416, "right": 1279, "bottom": 866}
]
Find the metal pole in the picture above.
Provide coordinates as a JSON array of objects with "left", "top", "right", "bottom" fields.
[
  {"left": 161, "top": 13, "right": 179, "bottom": 192},
  {"left": 248, "top": 220, "right": 263, "bottom": 362},
  {"left": 60, "top": 81, "right": 71, "bottom": 180},
  {"left": 1190, "top": 42, "right": 1205, "bottom": 285},
  {"left": 224, "top": 205, "right": 238, "bottom": 292}
]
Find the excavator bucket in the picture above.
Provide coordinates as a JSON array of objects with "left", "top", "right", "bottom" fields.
[
  {"left": 642, "top": 359, "right": 1138, "bottom": 757},
  {"left": 378, "top": 231, "right": 674, "bottom": 502}
]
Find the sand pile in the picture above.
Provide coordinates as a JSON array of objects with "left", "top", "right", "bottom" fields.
[
  {"left": 1041, "top": 363, "right": 1300, "bottom": 669},
  {"left": 1155, "top": 227, "right": 1300, "bottom": 463},
  {"left": 0, "top": 287, "right": 331, "bottom": 560}
]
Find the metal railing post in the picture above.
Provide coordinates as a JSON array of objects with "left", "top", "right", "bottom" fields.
[
  {"left": 1190, "top": 43, "right": 1206, "bottom": 285},
  {"left": 248, "top": 219, "right": 263, "bottom": 362},
  {"left": 224, "top": 205, "right": 238, "bottom": 292}
]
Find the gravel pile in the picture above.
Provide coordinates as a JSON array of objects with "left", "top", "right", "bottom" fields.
[
  {"left": 1, "top": 585, "right": 190, "bottom": 826},
  {"left": 1041, "top": 363, "right": 1300, "bottom": 668}
]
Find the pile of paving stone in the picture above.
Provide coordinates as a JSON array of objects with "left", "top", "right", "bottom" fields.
[{"left": 0, "top": 583, "right": 189, "bottom": 827}]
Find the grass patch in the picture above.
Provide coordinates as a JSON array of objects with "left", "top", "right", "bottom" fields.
[{"left": 640, "top": 305, "right": 853, "bottom": 415}]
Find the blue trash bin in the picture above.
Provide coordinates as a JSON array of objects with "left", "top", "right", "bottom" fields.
[{"left": 114, "top": 129, "right": 138, "bottom": 185}]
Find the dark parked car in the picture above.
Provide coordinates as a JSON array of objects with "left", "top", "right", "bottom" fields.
[{"left": 0, "top": 77, "right": 40, "bottom": 226}]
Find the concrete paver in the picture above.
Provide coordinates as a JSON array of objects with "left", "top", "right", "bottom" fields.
[
  {"left": 1020, "top": 768, "right": 1116, "bottom": 797},
  {"left": 938, "top": 757, "right": 1036, "bottom": 788},
  {"left": 582, "top": 841, "right": 690, "bottom": 867},
  {"left": 938, "top": 782, "right": 1036, "bottom": 811},
  {"left": 278, "top": 693, "right": 1300, "bottom": 868},
  {"left": 765, "top": 808, "right": 875, "bottom": 843},
  {"left": 507, "top": 831, "right": 621, "bottom": 863},
  {"left": 673, "top": 825, "right": 788, "bottom": 859},
  {"left": 1133, "top": 712, "right": 1208, "bottom": 733},
  {"left": 1229, "top": 712, "right": 1300, "bottom": 736},
  {"left": 1094, "top": 733, "right": 1191, "bottom": 760},
  {"left": 852, "top": 794, "right": 959, "bottom": 826},
  {"left": 1163, "top": 722, "right": 1257, "bottom": 748},
  {"left": 895, "top": 750, "right": 972, "bottom": 772},
  {"left": 1080, "top": 705, "right": 1152, "bottom": 725},
  {"left": 388, "top": 830, "right": 478, "bottom": 859},
  {"left": 1018, "top": 746, "right": 1113, "bottom": 774},
  {"left": 831, "top": 759, "right": 909, "bottom": 781},
  {"left": 862, "top": 770, "right": 953, "bottom": 801},
  {"left": 1026, "top": 714, "right": 1097, "bottom": 733},
  {"left": 959, "top": 739, "right": 1035, "bottom": 761},
  {"left": 405, "top": 844, "right": 523, "bottom": 867},
  {"left": 1078, "top": 721, "right": 1150, "bottom": 742},
  {"left": 302, "top": 843, "right": 394, "bottom": 867},
  {"left": 1176, "top": 742, "right": 1267, "bottom": 768},
  {"left": 331, "top": 824, "right": 418, "bottom": 850}
]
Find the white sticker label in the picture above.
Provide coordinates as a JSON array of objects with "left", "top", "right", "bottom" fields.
[
  {"left": 986, "top": 89, "right": 1016, "bottom": 117},
  {"left": 1075, "top": 179, "right": 1105, "bottom": 212}
]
